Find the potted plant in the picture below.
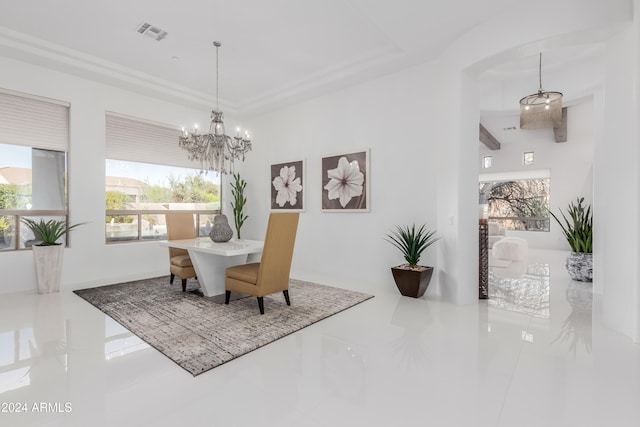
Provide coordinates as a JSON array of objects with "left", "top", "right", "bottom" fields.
[
  {"left": 385, "top": 224, "right": 440, "bottom": 298},
  {"left": 549, "top": 197, "right": 592, "bottom": 282},
  {"left": 21, "top": 218, "right": 85, "bottom": 293},
  {"left": 230, "top": 172, "right": 248, "bottom": 239}
]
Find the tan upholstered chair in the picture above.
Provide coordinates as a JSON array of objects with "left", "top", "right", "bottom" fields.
[
  {"left": 165, "top": 212, "right": 197, "bottom": 292},
  {"left": 225, "top": 212, "right": 299, "bottom": 314}
]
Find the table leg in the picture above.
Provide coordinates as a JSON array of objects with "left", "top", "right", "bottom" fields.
[{"left": 188, "top": 251, "right": 249, "bottom": 297}]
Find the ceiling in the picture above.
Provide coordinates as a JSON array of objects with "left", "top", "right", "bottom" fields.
[
  {"left": 477, "top": 42, "right": 606, "bottom": 145},
  {"left": 0, "top": 0, "right": 535, "bottom": 115}
]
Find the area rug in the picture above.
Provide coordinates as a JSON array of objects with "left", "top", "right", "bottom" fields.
[{"left": 74, "top": 277, "right": 373, "bottom": 376}]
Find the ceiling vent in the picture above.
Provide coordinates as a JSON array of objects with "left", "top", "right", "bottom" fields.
[{"left": 136, "top": 22, "right": 167, "bottom": 41}]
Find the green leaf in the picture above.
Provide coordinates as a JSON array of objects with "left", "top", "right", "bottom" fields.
[
  {"left": 21, "top": 218, "right": 86, "bottom": 246},
  {"left": 548, "top": 197, "right": 592, "bottom": 253},
  {"left": 385, "top": 223, "right": 440, "bottom": 267},
  {"left": 230, "top": 173, "right": 248, "bottom": 239}
]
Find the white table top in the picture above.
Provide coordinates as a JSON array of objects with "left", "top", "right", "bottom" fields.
[{"left": 162, "top": 238, "right": 264, "bottom": 256}]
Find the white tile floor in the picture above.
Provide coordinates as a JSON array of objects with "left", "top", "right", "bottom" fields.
[{"left": 1, "top": 249, "right": 639, "bottom": 427}]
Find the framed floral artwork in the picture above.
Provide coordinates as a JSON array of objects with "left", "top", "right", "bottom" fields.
[
  {"left": 321, "top": 150, "right": 369, "bottom": 212},
  {"left": 270, "top": 160, "right": 305, "bottom": 211}
]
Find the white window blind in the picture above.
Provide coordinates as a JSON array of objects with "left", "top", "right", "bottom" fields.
[
  {"left": 105, "top": 113, "right": 196, "bottom": 169},
  {"left": 0, "top": 89, "right": 69, "bottom": 151}
]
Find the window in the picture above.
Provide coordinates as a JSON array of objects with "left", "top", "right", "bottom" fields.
[
  {"left": 483, "top": 156, "right": 493, "bottom": 169},
  {"left": 105, "top": 113, "right": 220, "bottom": 243},
  {"left": 0, "top": 90, "right": 69, "bottom": 251},
  {"left": 479, "top": 171, "right": 550, "bottom": 231},
  {"left": 523, "top": 151, "right": 534, "bottom": 165}
]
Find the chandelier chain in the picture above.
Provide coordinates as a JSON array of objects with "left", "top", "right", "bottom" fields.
[
  {"left": 538, "top": 52, "right": 542, "bottom": 92},
  {"left": 215, "top": 42, "right": 219, "bottom": 111}
]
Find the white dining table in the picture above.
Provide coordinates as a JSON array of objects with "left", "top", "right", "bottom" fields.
[{"left": 161, "top": 238, "right": 264, "bottom": 297}]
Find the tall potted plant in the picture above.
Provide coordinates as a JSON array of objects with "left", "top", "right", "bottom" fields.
[
  {"left": 230, "top": 172, "right": 248, "bottom": 239},
  {"left": 549, "top": 197, "right": 593, "bottom": 282},
  {"left": 385, "top": 224, "right": 440, "bottom": 298},
  {"left": 21, "top": 218, "right": 85, "bottom": 293}
]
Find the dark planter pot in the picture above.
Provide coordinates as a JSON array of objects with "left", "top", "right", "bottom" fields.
[
  {"left": 566, "top": 252, "right": 593, "bottom": 282},
  {"left": 391, "top": 266, "right": 434, "bottom": 298}
]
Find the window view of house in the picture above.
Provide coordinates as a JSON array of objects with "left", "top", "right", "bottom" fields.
[
  {"left": 479, "top": 178, "right": 550, "bottom": 231},
  {"left": 105, "top": 159, "right": 220, "bottom": 242}
]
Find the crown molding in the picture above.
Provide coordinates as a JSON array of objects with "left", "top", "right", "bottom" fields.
[{"left": 0, "top": 26, "right": 240, "bottom": 114}]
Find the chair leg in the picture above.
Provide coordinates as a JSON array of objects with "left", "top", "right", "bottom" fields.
[
  {"left": 257, "top": 297, "right": 265, "bottom": 315},
  {"left": 170, "top": 273, "right": 175, "bottom": 284},
  {"left": 283, "top": 290, "right": 290, "bottom": 306},
  {"left": 181, "top": 279, "right": 187, "bottom": 292},
  {"left": 225, "top": 290, "right": 231, "bottom": 305}
]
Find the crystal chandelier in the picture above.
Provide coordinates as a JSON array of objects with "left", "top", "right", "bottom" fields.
[
  {"left": 179, "top": 41, "right": 252, "bottom": 173},
  {"left": 519, "top": 53, "right": 563, "bottom": 130}
]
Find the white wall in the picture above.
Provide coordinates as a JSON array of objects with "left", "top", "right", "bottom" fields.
[
  {"left": 636, "top": 0, "right": 640, "bottom": 344},
  {"left": 0, "top": 56, "right": 242, "bottom": 294},
  {"left": 594, "top": 1, "right": 640, "bottom": 341},
  {"left": 239, "top": 62, "right": 441, "bottom": 297},
  {"left": 479, "top": 101, "right": 595, "bottom": 250}
]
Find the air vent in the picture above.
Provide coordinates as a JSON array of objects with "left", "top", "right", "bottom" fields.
[{"left": 136, "top": 22, "right": 168, "bottom": 41}]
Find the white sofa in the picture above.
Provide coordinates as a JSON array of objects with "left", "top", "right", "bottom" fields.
[{"left": 492, "top": 237, "right": 528, "bottom": 262}]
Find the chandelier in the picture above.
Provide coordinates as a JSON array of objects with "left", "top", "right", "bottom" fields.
[
  {"left": 519, "top": 53, "right": 563, "bottom": 130},
  {"left": 179, "top": 41, "right": 252, "bottom": 173}
]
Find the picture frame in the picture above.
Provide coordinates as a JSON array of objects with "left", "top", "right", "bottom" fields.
[
  {"left": 321, "top": 149, "right": 370, "bottom": 212},
  {"left": 270, "top": 159, "right": 305, "bottom": 211}
]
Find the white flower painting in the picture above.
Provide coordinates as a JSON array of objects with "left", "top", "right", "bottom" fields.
[
  {"left": 270, "top": 160, "right": 304, "bottom": 210},
  {"left": 321, "top": 150, "right": 369, "bottom": 212}
]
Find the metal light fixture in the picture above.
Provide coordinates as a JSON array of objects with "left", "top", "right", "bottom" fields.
[
  {"left": 179, "top": 41, "right": 252, "bottom": 173},
  {"left": 519, "top": 53, "right": 563, "bottom": 130}
]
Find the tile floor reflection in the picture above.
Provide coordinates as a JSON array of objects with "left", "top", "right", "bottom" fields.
[
  {"left": 0, "top": 249, "right": 639, "bottom": 426},
  {"left": 489, "top": 261, "right": 550, "bottom": 317}
]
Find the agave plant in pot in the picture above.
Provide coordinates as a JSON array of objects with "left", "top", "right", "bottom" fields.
[
  {"left": 385, "top": 224, "right": 440, "bottom": 298},
  {"left": 21, "top": 218, "right": 85, "bottom": 294},
  {"left": 549, "top": 197, "right": 593, "bottom": 282}
]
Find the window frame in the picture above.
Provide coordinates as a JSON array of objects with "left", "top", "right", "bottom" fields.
[
  {"left": 104, "top": 113, "right": 222, "bottom": 244},
  {"left": 0, "top": 210, "right": 70, "bottom": 251},
  {"left": 0, "top": 88, "right": 70, "bottom": 252},
  {"left": 104, "top": 209, "right": 219, "bottom": 243},
  {"left": 479, "top": 170, "right": 551, "bottom": 232}
]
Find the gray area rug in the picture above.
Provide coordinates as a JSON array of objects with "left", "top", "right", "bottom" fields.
[{"left": 74, "top": 277, "right": 373, "bottom": 376}]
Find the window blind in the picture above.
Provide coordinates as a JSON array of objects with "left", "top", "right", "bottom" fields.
[
  {"left": 105, "top": 113, "right": 196, "bottom": 169},
  {"left": 0, "top": 89, "right": 69, "bottom": 151}
]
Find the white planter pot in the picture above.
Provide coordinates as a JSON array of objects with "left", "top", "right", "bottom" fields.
[{"left": 32, "top": 244, "right": 64, "bottom": 293}]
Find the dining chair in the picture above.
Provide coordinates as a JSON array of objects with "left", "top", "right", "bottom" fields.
[
  {"left": 224, "top": 212, "right": 299, "bottom": 314},
  {"left": 165, "top": 212, "right": 197, "bottom": 292}
]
